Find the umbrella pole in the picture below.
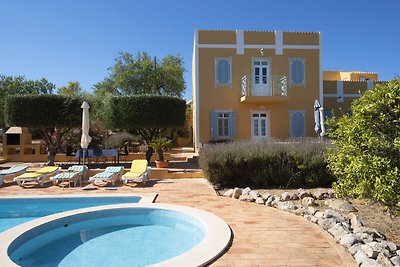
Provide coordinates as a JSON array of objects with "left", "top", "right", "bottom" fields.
[{"left": 81, "top": 149, "right": 85, "bottom": 188}]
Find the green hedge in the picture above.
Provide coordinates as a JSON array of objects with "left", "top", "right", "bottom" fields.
[
  {"left": 105, "top": 95, "right": 186, "bottom": 129},
  {"left": 199, "top": 140, "right": 335, "bottom": 188},
  {"left": 5, "top": 94, "right": 82, "bottom": 127}
]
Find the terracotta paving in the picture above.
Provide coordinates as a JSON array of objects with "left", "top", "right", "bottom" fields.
[{"left": 0, "top": 178, "right": 357, "bottom": 267}]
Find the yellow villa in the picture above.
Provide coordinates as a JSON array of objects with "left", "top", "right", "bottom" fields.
[{"left": 192, "top": 29, "right": 381, "bottom": 151}]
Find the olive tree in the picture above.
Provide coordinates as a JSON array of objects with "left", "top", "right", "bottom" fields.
[
  {"left": 5, "top": 95, "right": 82, "bottom": 165},
  {"left": 326, "top": 79, "right": 400, "bottom": 213}
]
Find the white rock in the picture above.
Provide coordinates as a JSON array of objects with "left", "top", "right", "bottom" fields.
[
  {"left": 265, "top": 196, "right": 275, "bottom": 206},
  {"left": 354, "top": 250, "right": 369, "bottom": 265},
  {"left": 298, "top": 190, "right": 312, "bottom": 199},
  {"left": 348, "top": 212, "right": 363, "bottom": 230},
  {"left": 242, "top": 187, "right": 251, "bottom": 195},
  {"left": 325, "top": 199, "right": 357, "bottom": 212},
  {"left": 348, "top": 244, "right": 363, "bottom": 256},
  {"left": 390, "top": 255, "right": 400, "bottom": 266},
  {"left": 318, "top": 218, "right": 337, "bottom": 230},
  {"left": 232, "top": 188, "right": 243, "bottom": 199},
  {"left": 324, "top": 209, "right": 346, "bottom": 222},
  {"left": 249, "top": 190, "right": 260, "bottom": 199},
  {"left": 315, "top": 211, "right": 324, "bottom": 218},
  {"left": 377, "top": 252, "right": 393, "bottom": 267},
  {"left": 294, "top": 207, "right": 306, "bottom": 216},
  {"left": 381, "top": 240, "right": 397, "bottom": 252},
  {"left": 275, "top": 201, "right": 296, "bottom": 212},
  {"left": 361, "top": 244, "right": 379, "bottom": 259},
  {"left": 307, "top": 207, "right": 317, "bottom": 215},
  {"left": 261, "top": 192, "right": 271, "bottom": 200},
  {"left": 223, "top": 189, "right": 234, "bottom": 197},
  {"left": 239, "top": 194, "right": 254, "bottom": 202},
  {"left": 281, "top": 192, "right": 291, "bottom": 201},
  {"left": 255, "top": 197, "right": 265, "bottom": 204},
  {"left": 340, "top": 233, "right": 361, "bottom": 249},
  {"left": 328, "top": 223, "right": 349, "bottom": 241},
  {"left": 302, "top": 197, "right": 316, "bottom": 206}
]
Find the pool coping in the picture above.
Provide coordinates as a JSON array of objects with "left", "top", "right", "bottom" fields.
[
  {"left": 0, "top": 202, "right": 231, "bottom": 267},
  {"left": 0, "top": 192, "right": 158, "bottom": 204}
]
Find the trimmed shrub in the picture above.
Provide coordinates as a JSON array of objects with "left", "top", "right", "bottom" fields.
[
  {"left": 5, "top": 94, "right": 82, "bottom": 127},
  {"left": 105, "top": 95, "right": 186, "bottom": 129},
  {"left": 199, "top": 139, "right": 334, "bottom": 188}
]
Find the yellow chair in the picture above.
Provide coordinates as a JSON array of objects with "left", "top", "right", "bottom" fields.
[
  {"left": 121, "top": 160, "right": 150, "bottom": 186},
  {"left": 14, "top": 166, "right": 60, "bottom": 187}
]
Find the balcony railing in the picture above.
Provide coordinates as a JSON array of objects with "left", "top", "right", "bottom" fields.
[{"left": 241, "top": 76, "right": 288, "bottom": 97}]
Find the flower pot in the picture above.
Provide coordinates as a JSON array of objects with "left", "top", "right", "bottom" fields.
[{"left": 155, "top": 160, "right": 169, "bottom": 168}]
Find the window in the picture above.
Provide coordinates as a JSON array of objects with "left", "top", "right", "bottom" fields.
[
  {"left": 215, "top": 58, "right": 232, "bottom": 85},
  {"left": 290, "top": 111, "right": 306, "bottom": 137},
  {"left": 289, "top": 58, "right": 305, "bottom": 86},
  {"left": 211, "top": 111, "right": 236, "bottom": 138}
]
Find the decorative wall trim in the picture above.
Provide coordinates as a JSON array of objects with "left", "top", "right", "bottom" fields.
[
  {"left": 236, "top": 30, "right": 244, "bottom": 55},
  {"left": 193, "top": 30, "right": 201, "bottom": 151},
  {"left": 336, "top": 81, "right": 344, "bottom": 102},
  {"left": 275, "top": 31, "right": 283, "bottom": 55}
]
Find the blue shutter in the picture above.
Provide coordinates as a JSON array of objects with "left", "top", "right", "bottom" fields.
[
  {"left": 228, "top": 112, "right": 236, "bottom": 138},
  {"left": 211, "top": 112, "right": 218, "bottom": 138},
  {"left": 216, "top": 59, "right": 230, "bottom": 84},
  {"left": 291, "top": 60, "right": 305, "bottom": 85},
  {"left": 291, "top": 113, "right": 305, "bottom": 137}
]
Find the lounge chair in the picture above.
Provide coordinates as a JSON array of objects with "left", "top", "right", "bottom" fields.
[
  {"left": 121, "top": 159, "right": 150, "bottom": 186},
  {"left": 51, "top": 165, "right": 88, "bottom": 187},
  {"left": 0, "top": 165, "right": 28, "bottom": 187},
  {"left": 88, "top": 166, "right": 124, "bottom": 186},
  {"left": 14, "top": 166, "right": 60, "bottom": 187}
]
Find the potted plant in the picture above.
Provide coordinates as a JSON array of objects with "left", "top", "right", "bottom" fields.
[{"left": 149, "top": 137, "right": 173, "bottom": 168}]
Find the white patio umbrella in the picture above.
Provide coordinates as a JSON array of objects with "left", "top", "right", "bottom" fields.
[
  {"left": 80, "top": 101, "right": 92, "bottom": 167},
  {"left": 314, "top": 100, "right": 326, "bottom": 137}
]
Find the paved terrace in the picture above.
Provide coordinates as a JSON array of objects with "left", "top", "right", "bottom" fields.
[{"left": 0, "top": 178, "right": 356, "bottom": 267}]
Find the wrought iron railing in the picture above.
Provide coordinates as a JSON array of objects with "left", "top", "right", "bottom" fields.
[{"left": 241, "top": 76, "right": 287, "bottom": 97}]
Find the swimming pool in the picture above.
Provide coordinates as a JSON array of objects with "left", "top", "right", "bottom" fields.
[
  {"left": 0, "top": 203, "right": 231, "bottom": 266},
  {"left": 0, "top": 195, "right": 155, "bottom": 233}
]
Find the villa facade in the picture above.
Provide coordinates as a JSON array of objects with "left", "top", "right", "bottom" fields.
[{"left": 192, "top": 29, "right": 380, "bottom": 151}]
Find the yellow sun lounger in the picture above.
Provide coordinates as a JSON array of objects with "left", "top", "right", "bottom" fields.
[
  {"left": 121, "top": 160, "right": 150, "bottom": 186},
  {"left": 14, "top": 166, "right": 60, "bottom": 187},
  {"left": 0, "top": 165, "right": 28, "bottom": 187}
]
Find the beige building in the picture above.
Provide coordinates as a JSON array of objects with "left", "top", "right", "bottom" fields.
[
  {"left": 192, "top": 29, "right": 382, "bottom": 151},
  {"left": 322, "top": 70, "right": 379, "bottom": 117},
  {"left": 192, "top": 30, "right": 322, "bottom": 151}
]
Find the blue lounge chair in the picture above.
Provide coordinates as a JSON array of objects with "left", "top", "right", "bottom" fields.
[
  {"left": 0, "top": 165, "right": 28, "bottom": 187},
  {"left": 51, "top": 165, "right": 88, "bottom": 187},
  {"left": 89, "top": 166, "right": 124, "bottom": 186}
]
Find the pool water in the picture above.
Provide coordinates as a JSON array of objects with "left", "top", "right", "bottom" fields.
[
  {"left": 0, "top": 196, "right": 141, "bottom": 233},
  {"left": 9, "top": 208, "right": 205, "bottom": 267}
]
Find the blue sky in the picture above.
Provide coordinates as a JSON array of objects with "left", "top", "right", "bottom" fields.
[{"left": 1, "top": 0, "right": 399, "bottom": 100}]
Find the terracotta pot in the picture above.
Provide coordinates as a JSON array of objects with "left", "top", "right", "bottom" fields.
[{"left": 155, "top": 160, "right": 169, "bottom": 168}]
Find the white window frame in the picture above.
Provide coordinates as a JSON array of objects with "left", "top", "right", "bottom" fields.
[
  {"left": 214, "top": 57, "right": 232, "bottom": 86},
  {"left": 289, "top": 110, "right": 306, "bottom": 137},
  {"left": 251, "top": 110, "right": 271, "bottom": 140},
  {"left": 289, "top": 58, "right": 306, "bottom": 87},
  {"left": 217, "top": 112, "right": 230, "bottom": 137}
]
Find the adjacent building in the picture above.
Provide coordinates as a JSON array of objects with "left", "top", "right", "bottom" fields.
[{"left": 192, "top": 29, "right": 381, "bottom": 151}]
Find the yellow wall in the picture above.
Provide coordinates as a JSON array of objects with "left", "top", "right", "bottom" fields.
[
  {"left": 194, "top": 30, "right": 321, "bottom": 147},
  {"left": 323, "top": 70, "right": 378, "bottom": 81}
]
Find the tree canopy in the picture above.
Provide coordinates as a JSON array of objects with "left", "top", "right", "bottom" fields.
[
  {"left": 57, "top": 81, "right": 83, "bottom": 96},
  {"left": 0, "top": 75, "right": 54, "bottom": 129},
  {"left": 5, "top": 94, "right": 82, "bottom": 165},
  {"left": 326, "top": 79, "right": 400, "bottom": 213},
  {"left": 94, "top": 51, "right": 185, "bottom": 97}
]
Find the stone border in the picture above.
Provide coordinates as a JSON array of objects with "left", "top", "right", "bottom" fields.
[
  {"left": 223, "top": 187, "right": 400, "bottom": 267},
  {"left": 0, "top": 203, "right": 231, "bottom": 267}
]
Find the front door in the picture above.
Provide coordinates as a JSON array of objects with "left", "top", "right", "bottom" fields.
[
  {"left": 252, "top": 112, "right": 269, "bottom": 140},
  {"left": 252, "top": 59, "right": 270, "bottom": 96}
]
